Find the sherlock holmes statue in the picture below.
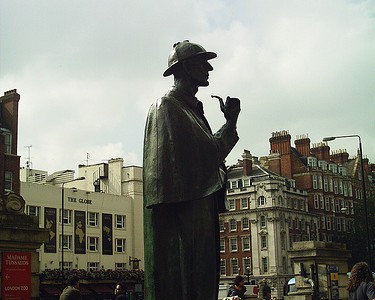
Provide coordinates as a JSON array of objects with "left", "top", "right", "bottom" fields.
[{"left": 143, "top": 40, "right": 240, "bottom": 299}]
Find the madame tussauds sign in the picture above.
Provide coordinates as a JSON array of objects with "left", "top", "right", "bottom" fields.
[{"left": 1, "top": 252, "right": 32, "bottom": 299}]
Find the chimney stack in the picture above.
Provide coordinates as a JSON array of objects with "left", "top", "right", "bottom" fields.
[
  {"left": 330, "top": 149, "right": 349, "bottom": 165},
  {"left": 295, "top": 134, "right": 311, "bottom": 157},
  {"left": 311, "top": 142, "right": 330, "bottom": 161},
  {"left": 242, "top": 150, "right": 252, "bottom": 176}
]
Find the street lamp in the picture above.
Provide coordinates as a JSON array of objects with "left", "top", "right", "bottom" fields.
[
  {"left": 244, "top": 266, "right": 252, "bottom": 284},
  {"left": 61, "top": 177, "right": 85, "bottom": 281},
  {"left": 323, "top": 135, "right": 370, "bottom": 263}
]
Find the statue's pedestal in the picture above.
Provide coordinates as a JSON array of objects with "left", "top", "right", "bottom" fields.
[
  {"left": 0, "top": 213, "right": 49, "bottom": 299},
  {"left": 284, "top": 241, "right": 351, "bottom": 300}
]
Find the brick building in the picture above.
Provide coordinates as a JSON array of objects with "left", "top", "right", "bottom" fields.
[
  {"left": 0, "top": 89, "right": 21, "bottom": 194},
  {"left": 263, "top": 130, "right": 375, "bottom": 244},
  {"left": 219, "top": 150, "right": 318, "bottom": 299}
]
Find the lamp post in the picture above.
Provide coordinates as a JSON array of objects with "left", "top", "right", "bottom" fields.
[
  {"left": 61, "top": 177, "right": 85, "bottom": 281},
  {"left": 323, "top": 135, "right": 370, "bottom": 263},
  {"left": 244, "top": 266, "right": 252, "bottom": 284}
]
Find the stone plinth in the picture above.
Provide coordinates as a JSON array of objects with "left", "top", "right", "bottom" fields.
[
  {"left": 285, "top": 241, "right": 351, "bottom": 300},
  {"left": 0, "top": 213, "right": 49, "bottom": 299}
]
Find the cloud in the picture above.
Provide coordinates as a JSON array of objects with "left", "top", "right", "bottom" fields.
[{"left": 1, "top": 0, "right": 374, "bottom": 174}]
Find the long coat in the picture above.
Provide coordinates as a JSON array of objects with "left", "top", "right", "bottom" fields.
[{"left": 143, "top": 87, "right": 239, "bottom": 300}]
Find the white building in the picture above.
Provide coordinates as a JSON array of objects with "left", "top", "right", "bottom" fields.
[
  {"left": 220, "top": 150, "right": 319, "bottom": 299},
  {"left": 20, "top": 158, "right": 144, "bottom": 272}
]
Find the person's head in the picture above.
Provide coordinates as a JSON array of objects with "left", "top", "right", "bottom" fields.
[
  {"left": 66, "top": 275, "right": 80, "bottom": 289},
  {"left": 163, "top": 40, "right": 216, "bottom": 88},
  {"left": 234, "top": 275, "right": 245, "bottom": 287},
  {"left": 114, "top": 281, "right": 127, "bottom": 295},
  {"left": 347, "top": 262, "right": 373, "bottom": 292}
]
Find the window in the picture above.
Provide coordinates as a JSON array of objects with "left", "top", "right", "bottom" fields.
[
  {"left": 4, "top": 132, "right": 12, "bottom": 154},
  {"left": 307, "top": 157, "right": 317, "bottom": 167},
  {"left": 87, "top": 236, "right": 99, "bottom": 252},
  {"left": 300, "top": 199, "right": 305, "bottom": 211},
  {"left": 323, "top": 176, "right": 328, "bottom": 192},
  {"left": 325, "top": 197, "right": 330, "bottom": 211},
  {"left": 59, "top": 235, "right": 72, "bottom": 250},
  {"left": 344, "top": 182, "right": 348, "bottom": 196},
  {"left": 231, "top": 181, "right": 237, "bottom": 189},
  {"left": 229, "top": 219, "right": 237, "bottom": 231},
  {"left": 258, "top": 196, "right": 266, "bottom": 206},
  {"left": 312, "top": 175, "right": 318, "bottom": 189},
  {"left": 242, "top": 236, "right": 250, "bottom": 251},
  {"left": 243, "top": 179, "right": 250, "bottom": 187},
  {"left": 26, "top": 205, "right": 40, "bottom": 216},
  {"left": 242, "top": 218, "right": 249, "bottom": 230},
  {"left": 87, "top": 262, "right": 99, "bottom": 272},
  {"left": 60, "top": 209, "right": 72, "bottom": 225},
  {"left": 335, "top": 200, "right": 340, "bottom": 213},
  {"left": 314, "top": 195, "right": 319, "bottom": 209},
  {"left": 115, "top": 263, "right": 126, "bottom": 270},
  {"left": 115, "top": 215, "right": 126, "bottom": 229},
  {"left": 26, "top": 205, "right": 41, "bottom": 225},
  {"left": 241, "top": 198, "right": 248, "bottom": 209},
  {"left": 88, "top": 212, "right": 99, "bottom": 227},
  {"left": 220, "top": 259, "right": 226, "bottom": 276},
  {"left": 219, "top": 219, "right": 225, "bottom": 232},
  {"left": 260, "top": 216, "right": 266, "bottom": 228},
  {"left": 329, "top": 164, "right": 337, "bottom": 173},
  {"left": 59, "top": 261, "right": 72, "bottom": 270},
  {"left": 220, "top": 238, "right": 225, "bottom": 253},
  {"left": 329, "top": 178, "right": 333, "bottom": 192},
  {"left": 262, "top": 257, "right": 268, "bottom": 273},
  {"left": 228, "top": 199, "right": 235, "bottom": 210},
  {"left": 334, "top": 180, "right": 338, "bottom": 194},
  {"left": 294, "top": 199, "right": 298, "bottom": 209},
  {"left": 278, "top": 196, "right": 284, "bottom": 207},
  {"left": 116, "top": 239, "right": 126, "bottom": 253},
  {"left": 231, "top": 259, "right": 239, "bottom": 275},
  {"left": 237, "top": 179, "right": 243, "bottom": 188},
  {"left": 243, "top": 257, "right": 251, "bottom": 273},
  {"left": 230, "top": 238, "right": 238, "bottom": 252},
  {"left": 336, "top": 218, "right": 341, "bottom": 231},
  {"left": 4, "top": 171, "right": 12, "bottom": 192},
  {"left": 318, "top": 160, "right": 327, "bottom": 170},
  {"left": 339, "top": 181, "right": 343, "bottom": 194},
  {"left": 320, "top": 195, "right": 324, "bottom": 210},
  {"left": 261, "top": 235, "right": 267, "bottom": 249},
  {"left": 318, "top": 176, "right": 323, "bottom": 189},
  {"left": 326, "top": 217, "right": 331, "bottom": 230}
]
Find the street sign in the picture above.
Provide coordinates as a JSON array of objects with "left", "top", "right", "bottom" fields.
[
  {"left": 327, "top": 265, "right": 339, "bottom": 273},
  {"left": 1, "top": 252, "right": 32, "bottom": 300}
]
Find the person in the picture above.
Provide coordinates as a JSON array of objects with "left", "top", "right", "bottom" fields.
[
  {"left": 114, "top": 281, "right": 128, "bottom": 300},
  {"left": 347, "top": 262, "right": 375, "bottom": 300},
  {"left": 59, "top": 275, "right": 81, "bottom": 300},
  {"left": 228, "top": 275, "right": 247, "bottom": 299},
  {"left": 143, "top": 40, "right": 240, "bottom": 300}
]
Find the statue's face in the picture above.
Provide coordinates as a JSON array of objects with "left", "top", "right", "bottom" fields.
[{"left": 185, "top": 57, "right": 214, "bottom": 87}]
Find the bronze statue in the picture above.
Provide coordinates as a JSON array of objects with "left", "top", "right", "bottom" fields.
[{"left": 143, "top": 40, "right": 240, "bottom": 299}]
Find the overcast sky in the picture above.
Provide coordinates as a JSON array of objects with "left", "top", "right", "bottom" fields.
[{"left": 1, "top": 0, "right": 374, "bottom": 174}]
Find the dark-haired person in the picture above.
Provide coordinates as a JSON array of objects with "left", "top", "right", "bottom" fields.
[
  {"left": 347, "top": 262, "right": 375, "bottom": 300},
  {"left": 114, "top": 281, "right": 128, "bottom": 300},
  {"left": 59, "top": 275, "right": 81, "bottom": 300},
  {"left": 228, "top": 275, "right": 247, "bottom": 299}
]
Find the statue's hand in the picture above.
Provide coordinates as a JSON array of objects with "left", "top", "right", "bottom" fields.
[{"left": 211, "top": 95, "right": 241, "bottom": 122}]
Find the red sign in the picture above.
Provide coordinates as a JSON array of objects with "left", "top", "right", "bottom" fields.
[{"left": 1, "top": 252, "right": 32, "bottom": 300}]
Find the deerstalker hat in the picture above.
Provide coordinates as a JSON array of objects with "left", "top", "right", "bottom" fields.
[{"left": 163, "top": 40, "right": 217, "bottom": 77}]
